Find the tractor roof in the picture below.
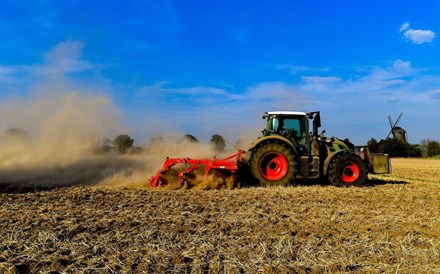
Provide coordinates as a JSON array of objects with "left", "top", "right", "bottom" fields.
[{"left": 265, "top": 111, "right": 307, "bottom": 116}]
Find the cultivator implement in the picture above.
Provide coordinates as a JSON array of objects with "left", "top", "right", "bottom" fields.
[{"left": 148, "top": 150, "right": 245, "bottom": 188}]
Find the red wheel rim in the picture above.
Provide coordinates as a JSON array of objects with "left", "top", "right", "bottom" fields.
[
  {"left": 338, "top": 161, "right": 360, "bottom": 183},
  {"left": 259, "top": 152, "right": 288, "bottom": 181}
]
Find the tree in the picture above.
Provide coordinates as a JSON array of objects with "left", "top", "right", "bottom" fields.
[
  {"left": 210, "top": 134, "right": 226, "bottom": 151},
  {"left": 113, "top": 134, "right": 134, "bottom": 154},
  {"left": 180, "top": 134, "right": 199, "bottom": 143},
  {"left": 427, "top": 140, "right": 440, "bottom": 157},
  {"left": 4, "top": 128, "right": 29, "bottom": 142},
  {"left": 5, "top": 128, "right": 28, "bottom": 136},
  {"left": 100, "top": 138, "right": 113, "bottom": 153},
  {"left": 367, "top": 138, "right": 379, "bottom": 153},
  {"left": 406, "top": 143, "right": 422, "bottom": 157},
  {"left": 150, "top": 136, "right": 165, "bottom": 145},
  {"left": 378, "top": 138, "right": 421, "bottom": 157}
]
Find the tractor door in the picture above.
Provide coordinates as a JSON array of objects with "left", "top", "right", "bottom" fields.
[{"left": 272, "top": 116, "right": 308, "bottom": 155}]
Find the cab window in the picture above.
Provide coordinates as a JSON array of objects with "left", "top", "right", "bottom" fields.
[{"left": 283, "top": 118, "right": 301, "bottom": 134}]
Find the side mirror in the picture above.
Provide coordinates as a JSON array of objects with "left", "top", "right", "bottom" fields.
[
  {"left": 314, "top": 112, "right": 321, "bottom": 128},
  {"left": 311, "top": 111, "right": 321, "bottom": 136}
]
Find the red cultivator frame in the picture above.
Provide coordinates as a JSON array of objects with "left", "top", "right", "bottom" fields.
[{"left": 148, "top": 150, "right": 245, "bottom": 188}]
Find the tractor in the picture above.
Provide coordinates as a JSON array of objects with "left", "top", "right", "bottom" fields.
[
  {"left": 247, "top": 111, "right": 390, "bottom": 187},
  {"left": 148, "top": 111, "right": 391, "bottom": 188}
]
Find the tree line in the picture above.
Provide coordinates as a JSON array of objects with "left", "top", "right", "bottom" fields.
[
  {"left": 3, "top": 127, "right": 440, "bottom": 157},
  {"left": 1, "top": 128, "right": 228, "bottom": 155},
  {"left": 367, "top": 138, "right": 440, "bottom": 158},
  {"left": 101, "top": 133, "right": 227, "bottom": 154}
]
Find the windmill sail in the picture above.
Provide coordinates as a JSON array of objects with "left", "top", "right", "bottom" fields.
[{"left": 386, "top": 112, "right": 407, "bottom": 142}]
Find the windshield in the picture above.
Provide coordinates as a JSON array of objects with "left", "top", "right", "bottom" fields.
[{"left": 269, "top": 116, "right": 304, "bottom": 136}]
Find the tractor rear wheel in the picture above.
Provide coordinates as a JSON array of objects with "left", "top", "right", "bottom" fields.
[
  {"left": 327, "top": 152, "right": 367, "bottom": 187},
  {"left": 250, "top": 141, "right": 297, "bottom": 186}
]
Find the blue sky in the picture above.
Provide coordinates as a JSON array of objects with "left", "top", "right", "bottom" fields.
[{"left": 1, "top": 0, "right": 440, "bottom": 145}]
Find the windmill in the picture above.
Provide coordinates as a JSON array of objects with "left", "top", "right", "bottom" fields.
[{"left": 387, "top": 112, "right": 407, "bottom": 142}]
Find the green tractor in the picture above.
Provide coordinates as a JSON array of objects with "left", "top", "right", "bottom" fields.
[{"left": 247, "top": 111, "right": 391, "bottom": 187}]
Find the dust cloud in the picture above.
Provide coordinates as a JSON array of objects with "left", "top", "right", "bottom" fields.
[
  {"left": 0, "top": 90, "right": 130, "bottom": 189},
  {"left": 0, "top": 90, "right": 251, "bottom": 191},
  {"left": 0, "top": 40, "right": 257, "bottom": 192}
]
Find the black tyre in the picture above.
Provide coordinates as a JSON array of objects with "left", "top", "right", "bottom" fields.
[
  {"left": 249, "top": 141, "right": 297, "bottom": 186},
  {"left": 327, "top": 152, "right": 367, "bottom": 187}
]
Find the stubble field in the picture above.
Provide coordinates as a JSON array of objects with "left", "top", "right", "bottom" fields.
[{"left": 1, "top": 158, "right": 439, "bottom": 273}]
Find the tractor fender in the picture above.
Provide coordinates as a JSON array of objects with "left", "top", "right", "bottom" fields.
[
  {"left": 323, "top": 149, "right": 353, "bottom": 176},
  {"left": 248, "top": 135, "right": 301, "bottom": 163}
]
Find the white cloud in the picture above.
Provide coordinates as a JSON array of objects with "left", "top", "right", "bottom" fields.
[
  {"left": 0, "top": 65, "right": 33, "bottom": 90},
  {"left": 0, "top": 66, "right": 15, "bottom": 75},
  {"left": 134, "top": 59, "right": 440, "bottom": 144},
  {"left": 283, "top": 60, "right": 440, "bottom": 144},
  {"left": 0, "top": 66, "right": 16, "bottom": 83},
  {"left": 0, "top": 40, "right": 108, "bottom": 96},
  {"left": 244, "top": 82, "right": 308, "bottom": 109},
  {"left": 301, "top": 76, "right": 341, "bottom": 85},
  {"left": 276, "top": 65, "right": 330, "bottom": 75},
  {"left": 400, "top": 22, "right": 436, "bottom": 44},
  {"left": 37, "top": 40, "right": 93, "bottom": 76},
  {"left": 404, "top": 29, "right": 436, "bottom": 44},
  {"left": 141, "top": 82, "right": 229, "bottom": 95},
  {"left": 391, "top": 59, "right": 412, "bottom": 74},
  {"left": 2, "top": 39, "right": 440, "bottom": 145},
  {"left": 429, "top": 89, "right": 440, "bottom": 100},
  {"left": 399, "top": 22, "right": 410, "bottom": 32}
]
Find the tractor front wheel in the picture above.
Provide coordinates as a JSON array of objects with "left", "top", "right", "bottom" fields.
[
  {"left": 327, "top": 153, "right": 367, "bottom": 187},
  {"left": 250, "top": 141, "right": 297, "bottom": 187}
]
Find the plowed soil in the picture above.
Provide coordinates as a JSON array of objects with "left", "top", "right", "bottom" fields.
[{"left": 1, "top": 159, "right": 439, "bottom": 273}]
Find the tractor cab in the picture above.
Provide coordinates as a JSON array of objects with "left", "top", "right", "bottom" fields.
[
  {"left": 265, "top": 111, "right": 307, "bottom": 135},
  {"left": 263, "top": 111, "right": 317, "bottom": 155}
]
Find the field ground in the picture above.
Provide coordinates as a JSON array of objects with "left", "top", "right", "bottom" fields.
[{"left": 1, "top": 158, "right": 439, "bottom": 273}]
